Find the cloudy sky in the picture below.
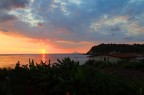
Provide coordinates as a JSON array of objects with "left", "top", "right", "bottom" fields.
[{"left": 0, "top": 0, "right": 144, "bottom": 54}]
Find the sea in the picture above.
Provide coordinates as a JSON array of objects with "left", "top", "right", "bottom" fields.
[{"left": 0, "top": 54, "right": 89, "bottom": 68}]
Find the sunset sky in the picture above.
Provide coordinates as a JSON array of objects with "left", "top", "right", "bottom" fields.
[{"left": 0, "top": 0, "right": 144, "bottom": 54}]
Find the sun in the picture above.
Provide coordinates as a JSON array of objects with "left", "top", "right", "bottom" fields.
[{"left": 41, "top": 49, "right": 46, "bottom": 54}]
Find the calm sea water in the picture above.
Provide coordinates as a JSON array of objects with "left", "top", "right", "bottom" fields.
[{"left": 0, "top": 54, "right": 89, "bottom": 68}]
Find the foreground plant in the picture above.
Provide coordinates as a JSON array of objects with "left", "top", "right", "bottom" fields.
[{"left": 1, "top": 58, "right": 144, "bottom": 95}]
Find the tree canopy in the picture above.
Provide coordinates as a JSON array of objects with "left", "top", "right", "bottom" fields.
[{"left": 87, "top": 43, "right": 144, "bottom": 55}]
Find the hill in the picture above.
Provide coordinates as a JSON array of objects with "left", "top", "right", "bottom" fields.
[{"left": 87, "top": 43, "right": 144, "bottom": 55}]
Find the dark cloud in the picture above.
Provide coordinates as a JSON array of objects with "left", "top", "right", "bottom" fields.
[
  {"left": 124, "top": 37, "right": 134, "bottom": 41},
  {"left": 110, "top": 26, "right": 121, "bottom": 32},
  {"left": 37, "top": 23, "right": 45, "bottom": 28},
  {"left": 0, "top": 0, "right": 29, "bottom": 23},
  {"left": 0, "top": 12, "right": 17, "bottom": 22},
  {"left": 0, "top": 0, "right": 29, "bottom": 10},
  {"left": 136, "top": 39, "right": 144, "bottom": 41}
]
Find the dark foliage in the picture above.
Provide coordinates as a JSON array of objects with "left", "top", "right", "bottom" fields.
[
  {"left": 1, "top": 58, "right": 144, "bottom": 95},
  {"left": 87, "top": 43, "right": 144, "bottom": 55}
]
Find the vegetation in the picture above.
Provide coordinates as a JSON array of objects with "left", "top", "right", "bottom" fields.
[
  {"left": 87, "top": 43, "right": 144, "bottom": 55},
  {"left": 1, "top": 58, "right": 144, "bottom": 95}
]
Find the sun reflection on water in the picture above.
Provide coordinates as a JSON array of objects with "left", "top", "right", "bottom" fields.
[{"left": 41, "top": 54, "right": 46, "bottom": 62}]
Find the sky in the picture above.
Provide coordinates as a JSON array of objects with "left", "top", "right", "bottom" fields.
[{"left": 0, "top": 0, "right": 144, "bottom": 54}]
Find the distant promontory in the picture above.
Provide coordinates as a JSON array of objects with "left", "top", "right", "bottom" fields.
[{"left": 87, "top": 43, "right": 144, "bottom": 55}]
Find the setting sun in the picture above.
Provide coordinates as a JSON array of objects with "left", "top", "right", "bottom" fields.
[{"left": 42, "top": 49, "right": 46, "bottom": 54}]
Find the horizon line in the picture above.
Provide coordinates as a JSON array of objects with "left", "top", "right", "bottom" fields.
[{"left": 0, "top": 53, "right": 85, "bottom": 55}]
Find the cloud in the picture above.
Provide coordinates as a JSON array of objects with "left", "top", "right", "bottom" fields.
[
  {"left": 0, "top": 0, "right": 29, "bottom": 10},
  {"left": 129, "top": 0, "right": 143, "bottom": 3},
  {"left": 9, "top": 0, "right": 44, "bottom": 26},
  {"left": 0, "top": 0, "right": 29, "bottom": 23},
  {"left": 125, "top": 21, "right": 144, "bottom": 36},
  {"left": 54, "top": 40, "right": 94, "bottom": 49},
  {"left": 37, "top": 23, "right": 44, "bottom": 28},
  {"left": 1, "top": 0, "right": 144, "bottom": 51},
  {"left": 123, "top": 36, "right": 134, "bottom": 41},
  {"left": 0, "top": 12, "right": 17, "bottom": 22},
  {"left": 90, "top": 14, "right": 144, "bottom": 37},
  {"left": 0, "top": 29, "right": 9, "bottom": 32},
  {"left": 89, "top": 16, "right": 128, "bottom": 35}
]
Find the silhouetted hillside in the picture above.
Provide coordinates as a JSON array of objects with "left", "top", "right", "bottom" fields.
[{"left": 87, "top": 44, "right": 144, "bottom": 55}]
